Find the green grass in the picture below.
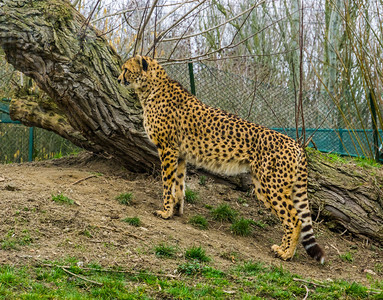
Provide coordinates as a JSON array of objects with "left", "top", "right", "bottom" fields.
[
  {"left": 115, "top": 192, "right": 133, "bottom": 205},
  {"left": 122, "top": 217, "right": 141, "bottom": 227},
  {"left": 0, "top": 258, "right": 380, "bottom": 299},
  {"left": 230, "top": 217, "right": 254, "bottom": 236},
  {"left": 188, "top": 215, "right": 208, "bottom": 230},
  {"left": 1, "top": 229, "right": 33, "bottom": 250},
  {"left": 177, "top": 261, "right": 225, "bottom": 278},
  {"left": 340, "top": 251, "right": 354, "bottom": 263},
  {"left": 199, "top": 175, "right": 207, "bottom": 186},
  {"left": 154, "top": 243, "right": 177, "bottom": 258},
  {"left": 374, "top": 263, "right": 383, "bottom": 275},
  {"left": 354, "top": 157, "right": 381, "bottom": 168},
  {"left": 211, "top": 204, "right": 238, "bottom": 223},
  {"left": 185, "top": 246, "right": 211, "bottom": 262},
  {"left": 185, "top": 187, "right": 199, "bottom": 203},
  {"left": 51, "top": 193, "right": 74, "bottom": 205}
]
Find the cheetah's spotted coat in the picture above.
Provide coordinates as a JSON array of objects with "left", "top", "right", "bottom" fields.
[{"left": 118, "top": 55, "right": 324, "bottom": 263}]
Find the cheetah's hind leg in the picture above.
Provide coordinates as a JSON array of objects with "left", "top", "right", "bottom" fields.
[
  {"left": 254, "top": 174, "right": 301, "bottom": 261},
  {"left": 173, "top": 158, "right": 186, "bottom": 216}
]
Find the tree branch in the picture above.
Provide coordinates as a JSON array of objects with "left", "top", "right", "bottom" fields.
[{"left": 0, "top": 0, "right": 159, "bottom": 172}]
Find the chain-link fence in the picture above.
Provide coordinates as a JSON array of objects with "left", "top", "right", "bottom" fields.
[
  {"left": 166, "top": 62, "right": 382, "bottom": 160},
  {"left": 1, "top": 62, "right": 382, "bottom": 164}
]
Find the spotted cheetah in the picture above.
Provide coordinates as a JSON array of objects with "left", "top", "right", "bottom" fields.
[{"left": 118, "top": 55, "right": 325, "bottom": 263}]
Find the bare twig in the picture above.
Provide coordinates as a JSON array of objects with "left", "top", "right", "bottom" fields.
[
  {"left": 158, "top": 13, "right": 293, "bottom": 64},
  {"left": 159, "top": 49, "right": 299, "bottom": 64},
  {"left": 71, "top": 175, "right": 97, "bottom": 185},
  {"left": 167, "top": 10, "right": 199, "bottom": 60},
  {"left": 61, "top": 267, "right": 103, "bottom": 286},
  {"left": 161, "top": 1, "right": 265, "bottom": 43},
  {"left": 95, "top": 224, "right": 146, "bottom": 241},
  {"left": 80, "top": 0, "right": 101, "bottom": 34},
  {"left": 292, "top": 278, "right": 327, "bottom": 288},
  {"left": 340, "top": 228, "right": 348, "bottom": 236},
  {"left": 91, "top": 0, "right": 197, "bottom": 24},
  {"left": 42, "top": 263, "right": 179, "bottom": 279},
  {"left": 134, "top": 0, "right": 150, "bottom": 56},
  {"left": 302, "top": 284, "right": 309, "bottom": 300},
  {"left": 146, "top": 0, "right": 208, "bottom": 55},
  {"left": 123, "top": 11, "right": 139, "bottom": 31},
  {"left": 228, "top": 2, "right": 259, "bottom": 49},
  {"left": 298, "top": 0, "right": 306, "bottom": 145},
  {"left": 330, "top": 243, "right": 341, "bottom": 256},
  {"left": 314, "top": 205, "right": 321, "bottom": 222},
  {"left": 135, "top": 0, "right": 160, "bottom": 56}
]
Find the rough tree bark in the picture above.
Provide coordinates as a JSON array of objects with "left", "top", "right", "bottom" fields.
[
  {"left": 0, "top": 0, "right": 382, "bottom": 244},
  {"left": 0, "top": 0, "right": 159, "bottom": 172}
]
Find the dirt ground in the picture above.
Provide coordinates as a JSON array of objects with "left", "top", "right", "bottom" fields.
[{"left": 0, "top": 152, "right": 382, "bottom": 286}]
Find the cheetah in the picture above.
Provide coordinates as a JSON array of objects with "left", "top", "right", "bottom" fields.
[{"left": 118, "top": 55, "right": 325, "bottom": 263}]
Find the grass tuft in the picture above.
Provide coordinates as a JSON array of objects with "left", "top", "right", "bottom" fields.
[
  {"left": 230, "top": 218, "right": 253, "bottom": 236},
  {"left": 154, "top": 243, "right": 177, "bottom": 258},
  {"left": 177, "top": 261, "right": 205, "bottom": 276},
  {"left": 185, "top": 246, "right": 210, "bottom": 262},
  {"left": 51, "top": 193, "right": 74, "bottom": 205},
  {"left": 211, "top": 204, "right": 238, "bottom": 223},
  {"left": 185, "top": 187, "right": 199, "bottom": 203},
  {"left": 122, "top": 217, "right": 141, "bottom": 227},
  {"left": 199, "top": 175, "right": 207, "bottom": 186},
  {"left": 188, "top": 215, "right": 208, "bottom": 230},
  {"left": 115, "top": 192, "right": 133, "bottom": 205},
  {"left": 340, "top": 251, "right": 354, "bottom": 263}
]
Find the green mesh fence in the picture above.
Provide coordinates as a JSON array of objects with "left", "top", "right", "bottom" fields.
[
  {"left": 1, "top": 62, "right": 382, "bottom": 163},
  {"left": 0, "top": 99, "right": 79, "bottom": 163},
  {"left": 165, "top": 63, "right": 382, "bottom": 161}
]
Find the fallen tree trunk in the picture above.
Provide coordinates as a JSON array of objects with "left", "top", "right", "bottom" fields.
[
  {"left": 0, "top": 0, "right": 382, "bottom": 244},
  {"left": 307, "top": 150, "right": 383, "bottom": 244},
  {"left": 0, "top": 0, "right": 159, "bottom": 172}
]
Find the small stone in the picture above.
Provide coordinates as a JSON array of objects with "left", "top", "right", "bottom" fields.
[{"left": 363, "top": 269, "right": 377, "bottom": 275}]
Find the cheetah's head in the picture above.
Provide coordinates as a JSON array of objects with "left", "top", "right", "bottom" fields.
[{"left": 118, "top": 55, "right": 164, "bottom": 92}]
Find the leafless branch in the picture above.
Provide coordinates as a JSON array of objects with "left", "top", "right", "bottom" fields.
[
  {"left": 158, "top": 13, "right": 292, "bottom": 64},
  {"left": 80, "top": 0, "right": 101, "bottom": 35},
  {"left": 161, "top": 1, "right": 265, "bottom": 43},
  {"left": 91, "top": 0, "right": 197, "bottom": 24},
  {"left": 145, "top": 0, "right": 208, "bottom": 55},
  {"left": 167, "top": 10, "right": 199, "bottom": 60},
  {"left": 123, "top": 11, "right": 139, "bottom": 31},
  {"left": 134, "top": 0, "right": 151, "bottom": 56},
  {"left": 148, "top": 0, "right": 196, "bottom": 31},
  {"left": 298, "top": 0, "right": 306, "bottom": 144}
]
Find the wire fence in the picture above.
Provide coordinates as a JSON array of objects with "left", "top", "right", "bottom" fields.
[
  {"left": 165, "top": 62, "right": 382, "bottom": 161},
  {"left": 1, "top": 61, "right": 382, "bottom": 163}
]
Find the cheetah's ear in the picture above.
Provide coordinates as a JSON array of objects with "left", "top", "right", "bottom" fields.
[{"left": 141, "top": 57, "right": 149, "bottom": 72}]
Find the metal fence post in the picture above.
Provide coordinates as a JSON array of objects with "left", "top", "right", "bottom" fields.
[
  {"left": 339, "top": 128, "right": 344, "bottom": 155},
  {"left": 370, "top": 91, "right": 379, "bottom": 162},
  {"left": 188, "top": 62, "right": 196, "bottom": 96},
  {"left": 29, "top": 127, "right": 34, "bottom": 162}
]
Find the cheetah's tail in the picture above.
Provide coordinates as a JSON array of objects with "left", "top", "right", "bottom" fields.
[
  {"left": 295, "top": 149, "right": 325, "bottom": 264},
  {"left": 300, "top": 224, "right": 325, "bottom": 264}
]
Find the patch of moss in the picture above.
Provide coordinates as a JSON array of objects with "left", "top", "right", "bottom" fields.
[{"left": 30, "top": 0, "right": 73, "bottom": 28}]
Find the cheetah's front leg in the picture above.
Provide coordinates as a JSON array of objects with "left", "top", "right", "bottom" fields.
[{"left": 155, "top": 148, "right": 179, "bottom": 219}]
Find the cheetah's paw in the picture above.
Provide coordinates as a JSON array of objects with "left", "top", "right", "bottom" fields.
[
  {"left": 271, "top": 244, "right": 293, "bottom": 261},
  {"left": 154, "top": 210, "right": 173, "bottom": 219}
]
